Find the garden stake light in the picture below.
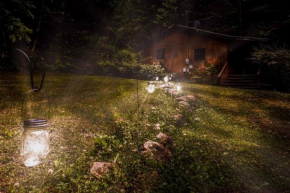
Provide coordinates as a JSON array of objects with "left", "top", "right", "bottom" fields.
[
  {"left": 14, "top": 48, "right": 50, "bottom": 167},
  {"left": 176, "top": 84, "right": 181, "bottom": 91},
  {"left": 147, "top": 81, "right": 155, "bottom": 93},
  {"left": 164, "top": 76, "right": 169, "bottom": 82}
]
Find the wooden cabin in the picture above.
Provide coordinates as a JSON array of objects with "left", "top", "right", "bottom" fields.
[{"left": 143, "top": 25, "right": 267, "bottom": 89}]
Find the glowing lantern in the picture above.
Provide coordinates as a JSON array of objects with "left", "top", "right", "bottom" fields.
[
  {"left": 183, "top": 68, "right": 186, "bottom": 72},
  {"left": 156, "top": 76, "right": 159, "bottom": 81},
  {"left": 13, "top": 48, "right": 50, "bottom": 167},
  {"left": 147, "top": 81, "right": 155, "bottom": 93},
  {"left": 176, "top": 84, "right": 181, "bottom": 91},
  {"left": 21, "top": 119, "right": 50, "bottom": 167},
  {"left": 21, "top": 89, "right": 50, "bottom": 167},
  {"left": 164, "top": 76, "right": 169, "bottom": 82}
]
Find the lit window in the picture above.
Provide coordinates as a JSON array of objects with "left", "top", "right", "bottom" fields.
[
  {"left": 194, "top": 48, "right": 205, "bottom": 61},
  {"left": 157, "top": 48, "right": 165, "bottom": 60}
]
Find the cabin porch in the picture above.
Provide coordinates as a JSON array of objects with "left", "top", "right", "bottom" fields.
[
  {"left": 217, "top": 62, "right": 261, "bottom": 89},
  {"left": 216, "top": 41, "right": 261, "bottom": 89}
]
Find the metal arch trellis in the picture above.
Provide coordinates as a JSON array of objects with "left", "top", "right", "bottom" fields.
[{"left": 13, "top": 48, "right": 45, "bottom": 92}]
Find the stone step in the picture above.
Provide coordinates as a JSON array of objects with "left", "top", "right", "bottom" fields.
[
  {"left": 224, "top": 79, "right": 259, "bottom": 83},
  {"left": 227, "top": 74, "right": 258, "bottom": 77},
  {"left": 224, "top": 85, "right": 261, "bottom": 89},
  {"left": 222, "top": 74, "right": 260, "bottom": 89}
]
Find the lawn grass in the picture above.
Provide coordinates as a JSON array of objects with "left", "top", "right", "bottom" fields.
[{"left": 1, "top": 73, "right": 290, "bottom": 192}]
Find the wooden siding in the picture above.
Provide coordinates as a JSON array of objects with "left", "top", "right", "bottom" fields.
[{"left": 145, "top": 28, "right": 227, "bottom": 75}]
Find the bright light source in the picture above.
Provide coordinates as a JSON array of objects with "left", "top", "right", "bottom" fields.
[
  {"left": 147, "top": 82, "right": 155, "bottom": 93},
  {"left": 164, "top": 76, "right": 169, "bottom": 82},
  {"left": 21, "top": 119, "right": 50, "bottom": 167},
  {"left": 156, "top": 77, "right": 159, "bottom": 81},
  {"left": 176, "top": 84, "right": 181, "bottom": 91}
]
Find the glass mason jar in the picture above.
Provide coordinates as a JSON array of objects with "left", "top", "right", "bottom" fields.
[
  {"left": 21, "top": 119, "right": 50, "bottom": 167},
  {"left": 21, "top": 90, "right": 50, "bottom": 167}
]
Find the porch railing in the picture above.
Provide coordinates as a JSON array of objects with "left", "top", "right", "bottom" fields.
[{"left": 217, "top": 62, "right": 229, "bottom": 86}]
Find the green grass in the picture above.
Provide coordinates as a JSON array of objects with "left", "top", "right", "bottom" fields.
[{"left": 1, "top": 73, "right": 290, "bottom": 192}]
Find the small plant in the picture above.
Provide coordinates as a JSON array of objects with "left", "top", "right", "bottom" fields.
[{"left": 190, "top": 61, "right": 218, "bottom": 84}]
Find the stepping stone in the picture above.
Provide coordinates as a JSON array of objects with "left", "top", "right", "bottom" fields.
[
  {"left": 175, "top": 96, "right": 187, "bottom": 102},
  {"left": 179, "top": 101, "right": 190, "bottom": 107},
  {"left": 173, "top": 114, "right": 183, "bottom": 126},
  {"left": 186, "top": 95, "right": 196, "bottom": 101},
  {"left": 176, "top": 95, "right": 195, "bottom": 102},
  {"left": 168, "top": 89, "right": 178, "bottom": 96},
  {"left": 141, "top": 140, "right": 172, "bottom": 162},
  {"left": 156, "top": 132, "right": 173, "bottom": 147},
  {"left": 164, "top": 88, "right": 170, "bottom": 93},
  {"left": 90, "top": 162, "right": 114, "bottom": 178}
]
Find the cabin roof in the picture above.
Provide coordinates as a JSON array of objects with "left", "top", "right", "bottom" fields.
[{"left": 151, "top": 25, "right": 269, "bottom": 42}]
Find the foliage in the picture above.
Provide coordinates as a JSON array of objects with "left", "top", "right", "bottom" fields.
[
  {"left": 190, "top": 62, "right": 218, "bottom": 84},
  {"left": 39, "top": 34, "right": 165, "bottom": 79},
  {"left": 250, "top": 45, "right": 290, "bottom": 91},
  {"left": 155, "top": 0, "right": 179, "bottom": 28},
  {"left": 0, "top": 0, "right": 35, "bottom": 43}
]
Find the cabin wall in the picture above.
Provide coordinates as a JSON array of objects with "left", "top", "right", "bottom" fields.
[{"left": 145, "top": 29, "right": 227, "bottom": 75}]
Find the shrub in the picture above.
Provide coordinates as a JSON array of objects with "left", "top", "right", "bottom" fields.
[
  {"left": 91, "top": 48, "right": 165, "bottom": 79},
  {"left": 250, "top": 45, "right": 290, "bottom": 92},
  {"left": 190, "top": 61, "right": 218, "bottom": 84}
]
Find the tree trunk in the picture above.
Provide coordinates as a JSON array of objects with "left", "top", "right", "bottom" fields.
[{"left": 31, "top": 0, "right": 45, "bottom": 59}]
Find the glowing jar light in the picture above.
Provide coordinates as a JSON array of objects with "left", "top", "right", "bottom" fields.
[
  {"left": 21, "top": 119, "right": 49, "bottom": 167},
  {"left": 147, "top": 81, "right": 155, "bottom": 93},
  {"left": 164, "top": 76, "right": 169, "bottom": 82},
  {"left": 156, "top": 76, "right": 159, "bottom": 81},
  {"left": 176, "top": 84, "right": 181, "bottom": 91},
  {"left": 21, "top": 90, "right": 50, "bottom": 167}
]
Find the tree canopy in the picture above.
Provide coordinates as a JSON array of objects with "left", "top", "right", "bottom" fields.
[{"left": 1, "top": 0, "right": 289, "bottom": 46}]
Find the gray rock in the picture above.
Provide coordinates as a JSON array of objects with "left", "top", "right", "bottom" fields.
[
  {"left": 141, "top": 140, "right": 172, "bottom": 162},
  {"left": 176, "top": 96, "right": 187, "bottom": 102},
  {"left": 156, "top": 132, "right": 173, "bottom": 147},
  {"left": 179, "top": 101, "right": 190, "bottom": 107},
  {"left": 173, "top": 114, "right": 184, "bottom": 126},
  {"left": 186, "top": 95, "right": 195, "bottom": 101},
  {"left": 176, "top": 95, "right": 195, "bottom": 102},
  {"left": 90, "top": 162, "right": 114, "bottom": 178},
  {"left": 168, "top": 89, "right": 178, "bottom": 96}
]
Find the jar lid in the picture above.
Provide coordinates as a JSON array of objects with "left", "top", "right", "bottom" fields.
[{"left": 24, "top": 119, "right": 49, "bottom": 128}]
